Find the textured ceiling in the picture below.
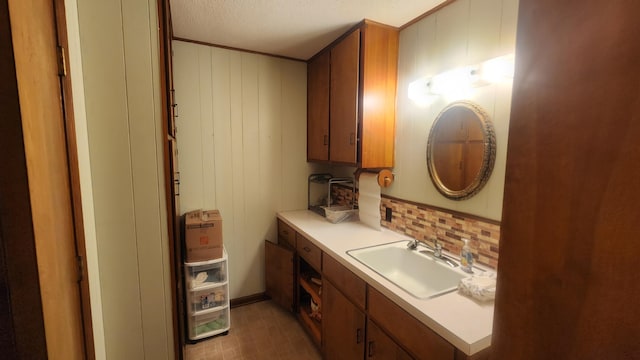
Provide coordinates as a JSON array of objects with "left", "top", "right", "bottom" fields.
[{"left": 170, "top": 0, "right": 447, "bottom": 60}]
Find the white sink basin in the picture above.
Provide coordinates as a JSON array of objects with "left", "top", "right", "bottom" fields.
[{"left": 347, "top": 240, "right": 469, "bottom": 299}]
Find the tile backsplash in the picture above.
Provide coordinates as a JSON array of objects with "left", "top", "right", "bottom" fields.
[{"left": 332, "top": 185, "right": 500, "bottom": 270}]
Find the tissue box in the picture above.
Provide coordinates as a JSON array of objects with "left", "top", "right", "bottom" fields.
[
  {"left": 184, "top": 209, "right": 223, "bottom": 262},
  {"left": 458, "top": 272, "right": 497, "bottom": 302}
]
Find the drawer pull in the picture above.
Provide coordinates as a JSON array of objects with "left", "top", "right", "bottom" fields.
[
  {"left": 323, "top": 134, "right": 328, "bottom": 145},
  {"left": 356, "top": 328, "right": 363, "bottom": 344},
  {"left": 303, "top": 246, "right": 311, "bottom": 253},
  {"left": 282, "top": 230, "right": 289, "bottom": 236},
  {"left": 368, "top": 341, "right": 375, "bottom": 357}
]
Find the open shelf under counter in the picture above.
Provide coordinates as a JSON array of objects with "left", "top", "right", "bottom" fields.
[{"left": 299, "top": 303, "right": 322, "bottom": 347}]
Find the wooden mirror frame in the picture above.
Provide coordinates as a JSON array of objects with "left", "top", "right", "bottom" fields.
[{"left": 426, "top": 101, "right": 496, "bottom": 200}]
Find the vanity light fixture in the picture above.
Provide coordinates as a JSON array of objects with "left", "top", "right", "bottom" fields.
[{"left": 408, "top": 54, "right": 515, "bottom": 104}]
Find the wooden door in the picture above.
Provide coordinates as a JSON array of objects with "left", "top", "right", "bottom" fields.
[
  {"left": 0, "top": 2, "right": 48, "bottom": 358},
  {"left": 330, "top": 29, "right": 360, "bottom": 165},
  {"left": 307, "top": 50, "right": 330, "bottom": 162},
  {"left": 492, "top": 1, "right": 640, "bottom": 359},
  {"left": 323, "top": 280, "right": 366, "bottom": 359},
  {"left": 366, "top": 319, "right": 413, "bottom": 360},
  {"left": 265, "top": 240, "right": 295, "bottom": 312},
  {"left": 6, "top": 0, "right": 88, "bottom": 358}
]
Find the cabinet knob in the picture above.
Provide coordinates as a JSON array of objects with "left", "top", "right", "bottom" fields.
[
  {"left": 323, "top": 134, "right": 328, "bottom": 146},
  {"left": 368, "top": 341, "right": 375, "bottom": 357},
  {"left": 356, "top": 328, "right": 363, "bottom": 344}
]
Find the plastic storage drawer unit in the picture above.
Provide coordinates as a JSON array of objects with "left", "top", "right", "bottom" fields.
[
  {"left": 185, "top": 257, "right": 227, "bottom": 290},
  {"left": 185, "top": 247, "right": 230, "bottom": 341},
  {"left": 187, "top": 282, "right": 229, "bottom": 313},
  {"left": 189, "top": 307, "right": 230, "bottom": 339}
]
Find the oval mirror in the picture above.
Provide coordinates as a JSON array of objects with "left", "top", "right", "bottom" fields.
[{"left": 426, "top": 101, "right": 496, "bottom": 200}]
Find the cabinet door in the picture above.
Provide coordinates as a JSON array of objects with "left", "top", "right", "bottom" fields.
[
  {"left": 367, "top": 319, "right": 413, "bottom": 360},
  {"left": 330, "top": 29, "right": 360, "bottom": 165},
  {"left": 359, "top": 23, "right": 398, "bottom": 168},
  {"left": 265, "top": 240, "right": 294, "bottom": 312},
  {"left": 307, "top": 51, "right": 330, "bottom": 162},
  {"left": 368, "top": 287, "right": 454, "bottom": 360},
  {"left": 323, "top": 280, "right": 366, "bottom": 359}
]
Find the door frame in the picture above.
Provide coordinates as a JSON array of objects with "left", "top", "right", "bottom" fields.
[{"left": 1, "top": 0, "right": 94, "bottom": 358}]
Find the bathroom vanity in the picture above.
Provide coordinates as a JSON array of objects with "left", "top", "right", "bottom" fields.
[{"left": 266, "top": 210, "right": 493, "bottom": 360}]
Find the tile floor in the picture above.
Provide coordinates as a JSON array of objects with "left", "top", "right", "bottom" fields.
[{"left": 185, "top": 300, "right": 322, "bottom": 360}]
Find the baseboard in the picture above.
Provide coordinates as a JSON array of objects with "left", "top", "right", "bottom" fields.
[{"left": 230, "top": 292, "right": 268, "bottom": 308}]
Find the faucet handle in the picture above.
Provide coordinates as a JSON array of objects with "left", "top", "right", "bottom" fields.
[
  {"left": 407, "top": 239, "right": 419, "bottom": 250},
  {"left": 432, "top": 237, "right": 442, "bottom": 257}
]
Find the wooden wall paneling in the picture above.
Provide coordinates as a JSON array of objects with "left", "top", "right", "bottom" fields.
[
  {"left": 121, "top": 0, "right": 173, "bottom": 357},
  {"left": 173, "top": 41, "right": 308, "bottom": 300},
  {"left": 258, "top": 56, "right": 283, "bottom": 247},
  {"left": 211, "top": 48, "right": 237, "bottom": 298},
  {"left": 174, "top": 41, "right": 204, "bottom": 212},
  {"left": 228, "top": 50, "right": 246, "bottom": 300},
  {"left": 466, "top": 0, "right": 502, "bottom": 64},
  {"left": 240, "top": 53, "right": 262, "bottom": 296},
  {"left": 492, "top": 1, "right": 640, "bottom": 358},
  {"left": 77, "top": 0, "right": 175, "bottom": 356},
  {"left": 434, "top": 0, "right": 469, "bottom": 70},
  {"left": 281, "top": 61, "right": 309, "bottom": 210},
  {"left": 199, "top": 46, "right": 216, "bottom": 210},
  {"left": 211, "top": 48, "right": 244, "bottom": 299},
  {"left": 498, "top": 0, "right": 519, "bottom": 55},
  {"left": 388, "top": 0, "right": 517, "bottom": 222},
  {"left": 393, "top": 24, "right": 420, "bottom": 195},
  {"left": 414, "top": 15, "right": 437, "bottom": 82}
]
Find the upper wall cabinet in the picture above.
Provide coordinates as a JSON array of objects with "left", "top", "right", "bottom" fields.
[{"left": 307, "top": 20, "right": 399, "bottom": 169}]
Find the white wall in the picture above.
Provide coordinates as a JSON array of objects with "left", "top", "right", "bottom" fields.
[
  {"left": 71, "top": 0, "right": 174, "bottom": 358},
  {"left": 388, "top": 0, "right": 519, "bottom": 221},
  {"left": 173, "top": 41, "right": 317, "bottom": 299}
]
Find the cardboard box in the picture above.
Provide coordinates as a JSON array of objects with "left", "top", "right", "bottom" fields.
[{"left": 184, "top": 209, "right": 223, "bottom": 262}]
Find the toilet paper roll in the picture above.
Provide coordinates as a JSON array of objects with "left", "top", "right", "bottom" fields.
[{"left": 358, "top": 172, "right": 381, "bottom": 231}]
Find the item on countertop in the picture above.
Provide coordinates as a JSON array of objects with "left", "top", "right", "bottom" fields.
[
  {"left": 458, "top": 271, "right": 496, "bottom": 302},
  {"left": 460, "top": 238, "right": 474, "bottom": 273}
]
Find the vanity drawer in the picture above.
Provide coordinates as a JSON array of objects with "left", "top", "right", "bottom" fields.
[
  {"left": 323, "top": 254, "right": 366, "bottom": 310},
  {"left": 368, "top": 287, "right": 454, "bottom": 360},
  {"left": 296, "top": 233, "right": 321, "bottom": 271},
  {"left": 277, "top": 219, "right": 296, "bottom": 249}
]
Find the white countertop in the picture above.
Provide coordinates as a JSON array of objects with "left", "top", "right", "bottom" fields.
[{"left": 277, "top": 209, "right": 493, "bottom": 356}]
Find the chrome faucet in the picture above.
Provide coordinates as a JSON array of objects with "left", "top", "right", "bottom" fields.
[
  {"left": 423, "top": 237, "right": 458, "bottom": 268},
  {"left": 433, "top": 238, "right": 442, "bottom": 258},
  {"left": 407, "top": 239, "right": 420, "bottom": 250}
]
